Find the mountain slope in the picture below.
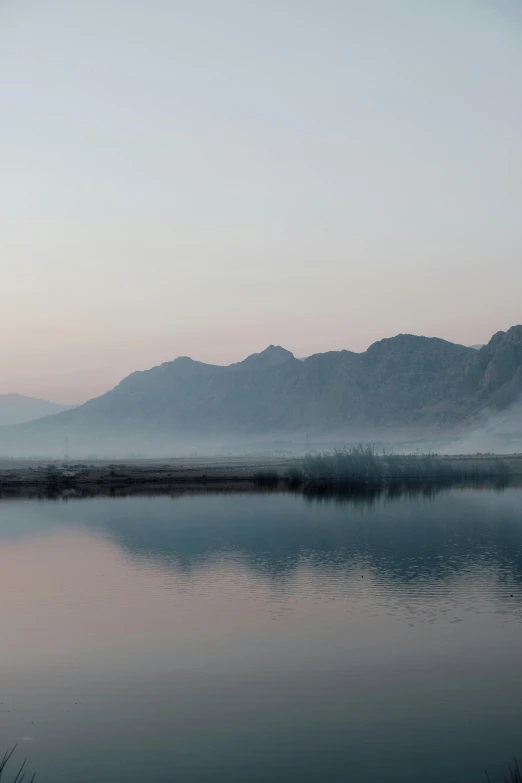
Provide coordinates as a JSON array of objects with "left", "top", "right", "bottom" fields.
[
  {"left": 2, "top": 328, "right": 522, "bottom": 455},
  {"left": 0, "top": 394, "right": 72, "bottom": 426}
]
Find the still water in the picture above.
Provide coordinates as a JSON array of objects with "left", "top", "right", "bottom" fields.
[{"left": 1, "top": 488, "right": 522, "bottom": 782}]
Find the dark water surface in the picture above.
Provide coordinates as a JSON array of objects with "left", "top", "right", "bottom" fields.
[{"left": 1, "top": 488, "right": 522, "bottom": 782}]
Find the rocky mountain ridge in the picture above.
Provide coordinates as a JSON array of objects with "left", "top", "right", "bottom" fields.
[{"left": 2, "top": 327, "right": 522, "bottom": 455}]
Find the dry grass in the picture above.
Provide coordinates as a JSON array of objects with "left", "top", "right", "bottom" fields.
[
  {"left": 486, "top": 757, "right": 522, "bottom": 782},
  {"left": 252, "top": 445, "right": 514, "bottom": 490},
  {"left": 0, "top": 743, "right": 520, "bottom": 781},
  {"left": 0, "top": 746, "right": 35, "bottom": 783}
]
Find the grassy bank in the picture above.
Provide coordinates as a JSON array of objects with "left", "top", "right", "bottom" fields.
[
  {"left": 253, "top": 445, "right": 513, "bottom": 489},
  {"left": 0, "top": 450, "right": 519, "bottom": 498}
]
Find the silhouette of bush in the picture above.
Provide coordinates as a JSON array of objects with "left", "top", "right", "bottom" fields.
[
  {"left": 296, "top": 445, "right": 514, "bottom": 486},
  {"left": 253, "top": 469, "right": 280, "bottom": 487},
  {"left": 300, "top": 445, "right": 445, "bottom": 483},
  {"left": 494, "top": 459, "right": 511, "bottom": 478},
  {"left": 283, "top": 466, "right": 304, "bottom": 488}
]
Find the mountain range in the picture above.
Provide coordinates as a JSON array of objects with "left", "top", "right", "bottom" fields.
[
  {"left": 0, "top": 394, "right": 72, "bottom": 427},
  {"left": 2, "top": 326, "right": 522, "bottom": 456}
]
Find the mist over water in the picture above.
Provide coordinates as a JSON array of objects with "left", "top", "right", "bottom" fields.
[{"left": 1, "top": 488, "right": 522, "bottom": 782}]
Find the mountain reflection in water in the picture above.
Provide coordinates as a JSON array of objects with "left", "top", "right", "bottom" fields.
[{"left": 1, "top": 487, "right": 522, "bottom": 783}]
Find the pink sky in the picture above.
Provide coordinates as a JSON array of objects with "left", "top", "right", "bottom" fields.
[{"left": 1, "top": 1, "right": 521, "bottom": 404}]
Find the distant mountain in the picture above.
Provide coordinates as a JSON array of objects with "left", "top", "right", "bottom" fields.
[
  {"left": 2, "top": 328, "right": 522, "bottom": 456},
  {"left": 470, "top": 344, "right": 486, "bottom": 350},
  {"left": 0, "top": 394, "right": 72, "bottom": 427}
]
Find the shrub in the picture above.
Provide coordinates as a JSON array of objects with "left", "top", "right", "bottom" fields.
[{"left": 253, "top": 469, "right": 280, "bottom": 487}]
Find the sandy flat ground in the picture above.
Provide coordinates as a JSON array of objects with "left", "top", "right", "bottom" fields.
[{"left": 0, "top": 455, "right": 298, "bottom": 496}]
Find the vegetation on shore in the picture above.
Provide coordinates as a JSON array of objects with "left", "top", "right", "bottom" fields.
[
  {"left": 0, "top": 448, "right": 517, "bottom": 499},
  {"left": 253, "top": 445, "right": 512, "bottom": 489}
]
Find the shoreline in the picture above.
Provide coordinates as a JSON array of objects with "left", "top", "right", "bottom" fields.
[{"left": 0, "top": 453, "right": 521, "bottom": 499}]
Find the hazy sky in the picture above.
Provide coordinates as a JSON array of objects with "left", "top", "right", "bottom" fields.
[{"left": 1, "top": 1, "right": 521, "bottom": 403}]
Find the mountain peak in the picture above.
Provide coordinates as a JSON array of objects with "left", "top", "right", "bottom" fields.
[
  {"left": 365, "top": 332, "right": 459, "bottom": 358},
  {"left": 0, "top": 394, "right": 72, "bottom": 427},
  {"left": 485, "top": 326, "right": 522, "bottom": 352},
  {"left": 263, "top": 344, "right": 293, "bottom": 356},
  {"left": 505, "top": 325, "right": 522, "bottom": 342},
  {"left": 239, "top": 345, "right": 295, "bottom": 369},
  {"left": 4, "top": 325, "right": 522, "bottom": 457}
]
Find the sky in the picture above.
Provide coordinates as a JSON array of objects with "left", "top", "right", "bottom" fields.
[{"left": 1, "top": 0, "right": 521, "bottom": 404}]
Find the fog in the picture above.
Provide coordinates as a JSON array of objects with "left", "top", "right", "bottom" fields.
[
  {"left": 441, "top": 400, "right": 522, "bottom": 456},
  {"left": 0, "top": 394, "right": 73, "bottom": 428},
  {"left": 1, "top": 331, "right": 521, "bottom": 459},
  {"left": 1, "top": 410, "right": 521, "bottom": 461}
]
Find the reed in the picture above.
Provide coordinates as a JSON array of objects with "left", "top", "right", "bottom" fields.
[
  {"left": 0, "top": 746, "right": 35, "bottom": 783},
  {"left": 0, "top": 743, "right": 520, "bottom": 781},
  {"left": 486, "top": 757, "right": 522, "bottom": 782},
  {"left": 295, "top": 446, "right": 511, "bottom": 488}
]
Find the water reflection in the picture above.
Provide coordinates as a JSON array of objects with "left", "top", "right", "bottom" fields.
[
  {"left": 41, "top": 486, "right": 522, "bottom": 585},
  {"left": 0, "top": 488, "right": 522, "bottom": 783}
]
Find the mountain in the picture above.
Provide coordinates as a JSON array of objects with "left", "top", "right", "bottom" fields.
[
  {"left": 470, "top": 344, "right": 486, "bottom": 350},
  {"left": 0, "top": 394, "right": 72, "bottom": 427},
  {"left": 2, "top": 327, "right": 522, "bottom": 456}
]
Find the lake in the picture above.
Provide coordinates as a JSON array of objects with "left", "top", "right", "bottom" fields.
[{"left": 1, "top": 488, "right": 522, "bottom": 782}]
